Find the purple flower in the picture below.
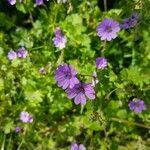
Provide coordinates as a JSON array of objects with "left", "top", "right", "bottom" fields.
[
  {"left": 96, "top": 18, "right": 120, "bottom": 41},
  {"left": 55, "top": 64, "right": 79, "bottom": 90},
  {"left": 7, "top": 50, "right": 17, "bottom": 60},
  {"left": 20, "top": 111, "right": 33, "bottom": 123},
  {"left": 35, "top": 0, "right": 44, "bottom": 5},
  {"left": 92, "top": 72, "right": 99, "bottom": 87},
  {"left": 128, "top": 99, "right": 146, "bottom": 113},
  {"left": 15, "top": 126, "right": 21, "bottom": 133},
  {"left": 71, "top": 143, "right": 86, "bottom": 150},
  {"left": 8, "top": 0, "right": 16, "bottom": 5},
  {"left": 131, "top": 12, "right": 139, "bottom": 20},
  {"left": 52, "top": 28, "right": 67, "bottom": 49},
  {"left": 121, "top": 12, "right": 139, "bottom": 29},
  {"left": 121, "top": 18, "right": 137, "bottom": 29},
  {"left": 17, "top": 47, "right": 28, "bottom": 59},
  {"left": 96, "top": 57, "right": 108, "bottom": 69},
  {"left": 67, "top": 83, "right": 95, "bottom": 105},
  {"left": 39, "top": 67, "right": 46, "bottom": 74}
]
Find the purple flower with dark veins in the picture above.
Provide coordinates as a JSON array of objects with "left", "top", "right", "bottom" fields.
[
  {"left": 8, "top": 0, "right": 16, "bottom": 5},
  {"left": 15, "top": 126, "right": 21, "bottom": 133},
  {"left": 96, "top": 18, "right": 120, "bottom": 41},
  {"left": 36, "top": 0, "right": 44, "bottom": 5},
  {"left": 17, "top": 47, "right": 28, "bottom": 59},
  {"left": 121, "top": 12, "right": 139, "bottom": 29},
  {"left": 52, "top": 28, "right": 67, "bottom": 49},
  {"left": 71, "top": 143, "right": 86, "bottom": 150},
  {"left": 67, "top": 83, "right": 95, "bottom": 105},
  {"left": 20, "top": 111, "right": 33, "bottom": 123},
  {"left": 96, "top": 57, "right": 108, "bottom": 69},
  {"left": 55, "top": 64, "right": 79, "bottom": 90},
  {"left": 7, "top": 50, "right": 17, "bottom": 60},
  {"left": 128, "top": 99, "right": 146, "bottom": 113}
]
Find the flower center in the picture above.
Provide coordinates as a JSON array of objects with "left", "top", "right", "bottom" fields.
[
  {"left": 135, "top": 102, "right": 140, "bottom": 108},
  {"left": 65, "top": 72, "right": 72, "bottom": 79},
  {"left": 106, "top": 26, "right": 112, "bottom": 33},
  {"left": 77, "top": 85, "right": 85, "bottom": 93}
]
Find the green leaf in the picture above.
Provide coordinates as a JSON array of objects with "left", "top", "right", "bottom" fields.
[
  {"left": 4, "top": 120, "right": 13, "bottom": 134},
  {"left": 117, "top": 109, "right": 127, "bottom": 119},
  {"left": 25, "top": 90, "right": 43, "bottom": 106},
  {"left": 0, "top": 78, "right": 4, "bottom": 91},
  {"left": 16, "top": 4, "right": 26, "bottom": 14}
]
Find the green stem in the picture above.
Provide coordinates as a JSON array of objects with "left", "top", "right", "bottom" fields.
[
  {"left": 7, "top": 134, "right": 12, "bottom": 150},
  {"left": 17, "top": 125, "right": 28, "bottom": 150},
  {"left": 105, "top": 88, "right": 123, "bottom": 100},
  {"left": 80, "top": 105, "right": 84, "bottom": 114},
  {"left": 131, "top": 48, "right": 136, "bottom": 66},
  {"left": 104, "top": 0, "right": 107, "bottom": 11},
  {"left": 111, "top": 117, "right": 150, "bottom": 129},
  {"left": 17, "top": 139, "right": 24, "bottom": 150},
  {"left": 28, "top": 46, "right": 45, "bottom": 51},
  {"left": 101, "top": 40, "right": 107, "bottom": 56},
  {"left": 57, "top": 49, "right": 64, "bottom": 65},
  {"left": 29, "top": 11, "right": 34, "bottom": 26},
  {"left": 53, "top": 4, "right": 59, "bottom": 29},
  {"left": 1, "top": 134, "right": 5, "bottom": 150}
]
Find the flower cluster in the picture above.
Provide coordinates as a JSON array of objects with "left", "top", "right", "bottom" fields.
[
  {"left": 7, "top": 47, "right": 28, "bottom": 60},
  {"left": 121, "top": 12, "right": 139, "bottom": 29},
  {"left": 54, "top": 55, "right": 108, "bottom": 105},
  {"left": 8, "top": 0, "right": 67, "bottom": 6},
  {"left": 71, "top": 143, "right": 86, "bottom": 150},
  {"left": 52, "top": 28, "right": 67, "bottom": 49},
  {"left": 55, "top": 64, "right": 95, "bottom": 105},
  {"left": 8, "top": 0, "right": 44, "bottom": 6},
  {"left": 128, "top": 99, "right": 146, "bottom": 113},
  {"left": 96, "top": 12, "right": 139, "bottom": 41},
  {"left": 14, "top": 111, "right": 33, "bottom": 133}
]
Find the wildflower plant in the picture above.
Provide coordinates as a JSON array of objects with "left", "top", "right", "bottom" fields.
[{"left": 0, "top": 0, "right": 150, "bottom": 150}]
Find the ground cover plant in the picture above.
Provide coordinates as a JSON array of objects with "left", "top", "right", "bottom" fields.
[{"left": 0, "top": 0, "right": 150, "bottom": 149}]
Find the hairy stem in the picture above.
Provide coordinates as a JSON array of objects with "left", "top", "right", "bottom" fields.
[{"left": 111, "top": 117, "right": 150, "bottom": 129}]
